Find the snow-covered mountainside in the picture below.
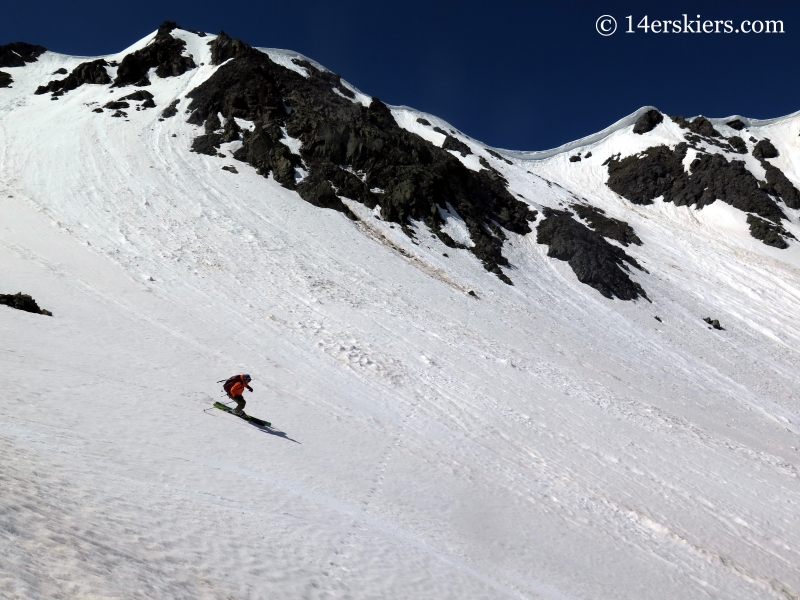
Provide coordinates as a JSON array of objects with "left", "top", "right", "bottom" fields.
[{"left": 2, "top": 21, "right": 800, "bottom": 600}]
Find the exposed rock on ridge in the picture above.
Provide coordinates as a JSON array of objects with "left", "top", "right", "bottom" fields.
[
  {"left": 606, "top": 133, "right": 800, "bottom": 248},
  {"left": 184, "top": 32, "right": 535, "bottom": 282},
  {"left": 0, "top": 41, "right": 47, "bottom": 88},
  {"left": 670, "top": 115, "right": 720, "bottom": 137},
  {"left": 632, "top": 109, "right": 663, "bottom": 135},
  {"left": 35, "top": 59, "right": 111, "bottom": 96},
  {"left": 113, "top": 21, "right": 196, "bottom": 87},
  {"left": 752, "top": 139, "right": 778, "bottom": 160},
  {"left": 750, "top": 140, "right": 800, "bottom": 211},
  {"left": 607, "top": 143, "right": 788, "bottom": 223},
  {"left": 0, "top": 42, "right": 46, "bottom": 68}
]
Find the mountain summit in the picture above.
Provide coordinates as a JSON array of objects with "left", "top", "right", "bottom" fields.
[{"left": 2, "top": 22, "right": 800, "bottom": 600}]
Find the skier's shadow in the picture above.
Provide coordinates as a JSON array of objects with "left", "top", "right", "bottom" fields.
[
  {"left": 204, "top": 400, "right": 300, "bottom": 443},
  {"left": 251, "top": 422, "right": 300, "bottom": 444}
]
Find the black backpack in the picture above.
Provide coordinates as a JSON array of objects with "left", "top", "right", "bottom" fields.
[{"left": 222, "top": 375, "right": 240, "bottom": 394}]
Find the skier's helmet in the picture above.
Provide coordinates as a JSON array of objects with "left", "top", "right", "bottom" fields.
[{"left": 243, "top": 374, "right": 251, "bottom": 381}]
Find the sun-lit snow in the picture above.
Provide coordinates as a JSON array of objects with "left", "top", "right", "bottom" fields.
[{"left": 1, "top": 29, "right": 800, "bottom": 600}]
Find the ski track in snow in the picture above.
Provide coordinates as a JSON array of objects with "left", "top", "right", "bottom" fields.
[{"left": 1, "top": 30, "right": 799, "bottom": 599}]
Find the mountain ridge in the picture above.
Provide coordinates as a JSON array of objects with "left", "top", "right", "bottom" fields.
[{"left": 6, "top": 22, "right": 800, "bottom": 303}]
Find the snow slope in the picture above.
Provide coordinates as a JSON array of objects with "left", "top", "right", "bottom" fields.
[{"left": 1, "top": 29, "right": 800, "bottom": 600}]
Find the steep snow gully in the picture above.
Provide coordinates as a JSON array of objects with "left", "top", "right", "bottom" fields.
[{"left": 2, "top": 22, "right": 800, "bottom": 600}]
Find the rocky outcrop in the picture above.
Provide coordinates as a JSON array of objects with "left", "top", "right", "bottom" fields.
[
  {"left": 606, "top": 140, "right": 800, "bottom": 246},
  {"left": 442, "top": 135, "right": 471, "bottom": 156},
  {"left": 670, "top": 115, "right": 720, "bottom": 137},
  {"left": 221, "top": 117, "right": 241, "bottom": 141},
  {"left": 120, "top": 89, "right": 154, "bottom": 102},
  {"left": 571, "top": 203, "right": 642, "bottom": 246},
  {"left": 728, "top": 136, "right": 747, "bottom": 154},
  {"left": 35, "top": 59, "right": 111, "bottom": 96},
  {"left": 632, "top": 109, "right": 663, "bottom": 134},
  {"left": 204, "top": 112, "right": 221, "bottom": 132},
  {"left": 689, "top": 116, "right": 720, "bottom": 137},
  {"left": 726, "top": 119, "right": 746, "bottom": 131},
  {"left": 606, "top": 143, "right": 786, "bottom": 223},
  {"left": 184, "top": 31, "right": 535, "bottom": 282},
  {"left": 113, "top": 21, "right": 195, "bottom": 87},
  {"left": 748, "top": 139, "right": 800, "bottom": 209},
  {"left": 536, "top": 208, "right": 648, "bottom": 301},
  {"left": 161, "top": 99, "right": 179, "bottom": 118},
  {"left": 0, "top": 42, "right": 46, "bottom": 68},
  {"left": 0, "top": 292, "right": 52, "bottom": 316},
  {"left": 761, "top": 163, "right": 800, "bottom": 209},
  {"left": 0, "top": 71, "right": 11, "bottom": 88},
  {"left": 752, "top": 138, "right": 778, "bottom": 160},
  {"left": 668, "top": 115, "right": 752, "bottom": 155},
  {"left": 191, "top": 132, "right": 223, "bottom": 155},
  {"left": 746, "top": 214, "right": 795, "bottom": 248}
]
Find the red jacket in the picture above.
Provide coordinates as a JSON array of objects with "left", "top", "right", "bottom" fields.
[{"left": 225, "top": 374, "right": 252, "bottom": 397}]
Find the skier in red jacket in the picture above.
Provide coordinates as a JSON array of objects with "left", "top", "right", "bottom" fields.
[{"left": 222, "top": 374, "right": 253, "bottom": 415}]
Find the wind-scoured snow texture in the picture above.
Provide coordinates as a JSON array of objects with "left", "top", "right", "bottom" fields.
[
  {"left": 4, "top": 27, "right": 800, "bottom": 600},
  {"left": 184, "top": 32, "right": 535, "bottom": 282}
]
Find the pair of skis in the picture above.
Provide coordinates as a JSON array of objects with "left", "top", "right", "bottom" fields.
[{"left": 213, "top": 401, "right": 271, "bottom": 427}]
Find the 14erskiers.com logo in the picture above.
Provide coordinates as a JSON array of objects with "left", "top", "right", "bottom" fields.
[{"left": 596, "top": 14, "right": 785, "bottom": 36}]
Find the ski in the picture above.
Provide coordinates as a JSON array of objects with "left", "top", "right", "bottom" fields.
[{"left": 213, "top": 402, "right": 271, "bottom": 427}]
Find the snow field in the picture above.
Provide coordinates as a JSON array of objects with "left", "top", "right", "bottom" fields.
[{"left": 1, "top": 30, "right": 799, "bottom": 599}]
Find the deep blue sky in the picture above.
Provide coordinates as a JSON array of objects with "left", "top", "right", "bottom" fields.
[{"left": 3, "top": 0, "right": 798, "bottom": 151}]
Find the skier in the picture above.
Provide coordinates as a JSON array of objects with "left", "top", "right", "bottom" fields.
[{"left": 222, "top": 373, "right": 253, "bottom": 415}]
